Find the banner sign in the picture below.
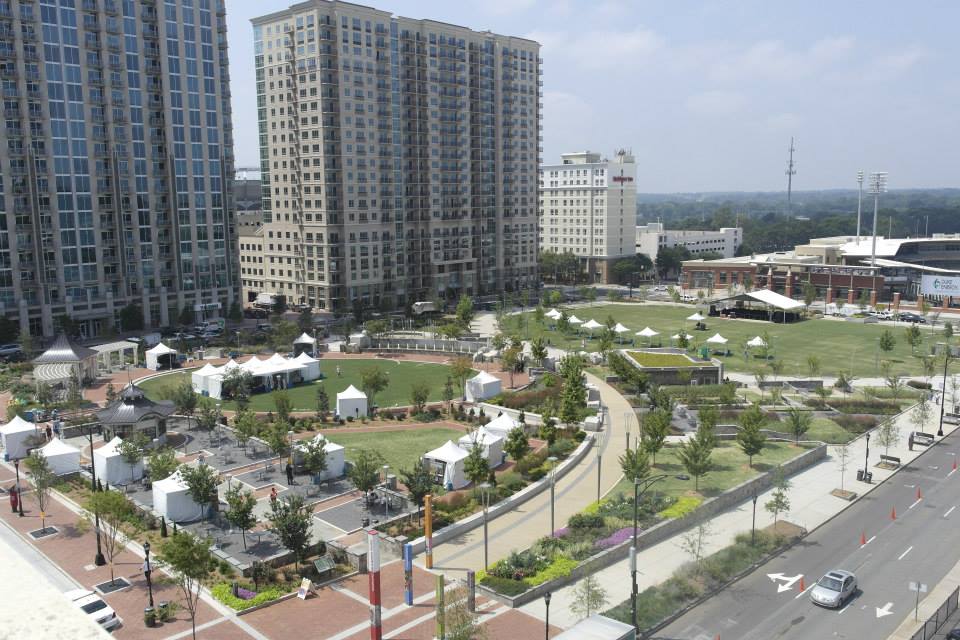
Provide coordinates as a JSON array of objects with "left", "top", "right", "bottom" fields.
[{"left": 921, "top": 275, "right": 960, "bottom": 297}]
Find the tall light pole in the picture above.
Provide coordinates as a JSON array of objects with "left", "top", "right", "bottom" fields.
[
  {"left": 631, "top": 474, "right": 688, "bottom": 631},
  {"left": 13, "top": 458, "right": 24, "bottom": 517},
  {"left": 479, "top": 482, "right": 491, "bottom": 569},
  {"left": 855, "top": 170, "right": 864, "bottom": 242},
  {"left": 751, "top": 492, "right": 759, "bottom": 546},
  {"left": 938, "top": 353, "right": 951, "bottom": 437},
  {"left": 543, "top": 591, "right": 552, "bottom": 640},
  {"left": 143, "top": 541, "right": 154, "bottom": 609},
  {"left": 547, "top": 456, "right": 558, "bottom": 535},
  {"left": 869, "top": 172, "right": 888, "bottom": 268},
  {"left": 85, "top": 424, "right": 107, "bottom": 566}
]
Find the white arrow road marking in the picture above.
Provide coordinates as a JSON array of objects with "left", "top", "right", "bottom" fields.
[
  {"left": 909, "top": 498, "right": 922, "bottom": 510},
  {"left": 905, "top": 484, "right": 916, "bottom": 488},
  {"left": 898, "top": 546, "right": 913, "bottom": 560},
  {"left": 767, "top": 573, "right": 803, "bottom": 593},
  {"left": 876, "top": 603, "right": 894, "bottom": 618},
  {"left": 945, "top": 506, "right": 956, "bottom": 518}
]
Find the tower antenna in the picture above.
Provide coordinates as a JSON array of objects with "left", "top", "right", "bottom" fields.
[{"left": 785, "top": 137, "right": 797, "bottom": 217}]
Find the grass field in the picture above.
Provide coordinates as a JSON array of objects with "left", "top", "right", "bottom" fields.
[
  {"left": 609, "top": 440, "right": 810, "bottom": 498},
  {"left": 322, "top": 427, "right": 463, "bottom": 473},
  {"left": 138, "top": 358, "right": 464, "bottom": 412},
  {"left": 520, "top": 303, "right": 951, "bottom": 377}
]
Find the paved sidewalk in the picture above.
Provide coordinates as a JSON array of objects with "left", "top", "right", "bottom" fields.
[
  {"left": 425, "top": 371, "right": 630, "bottom": 576},
  {"left": 889, "top": 551, "right": 960, "bottom": 640},
  {"left": 521, "top": 400, "right": 951, "bottom": 629}
]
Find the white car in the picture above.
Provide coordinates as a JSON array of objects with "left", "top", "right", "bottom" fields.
[{"left": 65, "top": 588, "right": 122, "bottom": 632}]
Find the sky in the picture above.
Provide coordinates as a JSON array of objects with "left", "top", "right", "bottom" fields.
[{"left": 226, "top": 0, "right": 959, "bottom": 193}]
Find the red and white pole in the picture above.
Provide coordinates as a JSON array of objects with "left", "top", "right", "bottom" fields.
[{"left": 368, "top": 530, "right": 382, "bottom": 640}]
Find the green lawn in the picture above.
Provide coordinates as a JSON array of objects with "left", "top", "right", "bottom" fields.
[
  {"left": 138, "top": 358, "right": 463, "bottom": 411},
  {"left": 610, "top": 441, "right": 811, "bottom": 498},
  {"left": 520, "top": 304, "right": 951, "bottom": 377},
  {"left": 322, "top": 427, "right": 463, "bottom": 473},
  {"left": 804, "top": 417, "right": 854, "bottom": 444}
]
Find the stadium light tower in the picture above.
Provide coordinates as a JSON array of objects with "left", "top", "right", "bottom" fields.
[
  {"left": 855, "top": 170, "right": 864, "bottom": 243},
  {"left": 869, "top": 172, "right": 888, "bottom": 267}
]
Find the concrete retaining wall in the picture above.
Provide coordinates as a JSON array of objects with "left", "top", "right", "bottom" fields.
[{"left": 478, "top": 443, "right": 828, "bottom": 608}]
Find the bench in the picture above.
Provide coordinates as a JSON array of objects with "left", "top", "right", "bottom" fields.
[
  {"left": 879, "top": 454, "right": 901, "bottom": 468},
  {"left": 945, "top": 413, "right": 960, "bottom": 426},
  {"left": 313, "top": 556, "right": 335, "bottom": 580},
  {"left": 912, "top": 431, "right": 935, "bottom": 447}
]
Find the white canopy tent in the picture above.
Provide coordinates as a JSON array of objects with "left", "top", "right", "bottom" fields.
[
  {"left": 94, "top": 436, "right": 144, "bottom": 486},
  {"left": 292, "top": 434, "right": 346, "bottom": 481},
  {"left": 336, "top": 385, "right": 368, "bottom": 418},
  {"left": 582, "top": 319, "right": 603, "bottom": 335},
  {"left": 292, "top": 332, "right": 318, "bottom": 357},
  {"left": 1, "top": 416, "right": 39, "bottom": 461},
  {"left": 145, "top": 343, "right": 178, "bottom": 371},
  {"left": 705, "top": 333, "right": 728, "bottom": 345},
  {"left": 191, "top": 363, "right": 219, "bottom": 395},
  {"left": 292, "top": 352, "right": 322, "bottom": 381},
  {"left": 671, "top": 333, "right": 694, "bottom": 342},
  {"left": 458, "top": 427, "right": 505, "bottom": 466},
  {"left": 153, "top": 470, "right": 204, "bottom": 523},
  {"left": 465, "top": 370, "right": 501, "bottom": 402},
  {"left": 747, "top": 336, "right": 768, "bottom": 348},
  {"left": 423, "top": 440, "right": 470, "bottom": 490},
  {"left": 613, "top": 323, "right": 630, "bottom": 343},
  {"left": 687, "top": 312, "right": 705, "bottom": 322},
  {"left": 568, "top": 315, "right": 584, "bottom": 326},
  {"left": 483, "top": 413, "right": 520, "bottom": 439},
  {"left": 40, "top": 438, "right": 81, "bottom": 476},
  {"left": 545, "top": 308, "right": 562, "bottom": 320}
]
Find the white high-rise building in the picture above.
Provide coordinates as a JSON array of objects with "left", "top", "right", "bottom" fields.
[
  {"left": 636, "top": 223, "right": 742, "bottom": 262},
  {"left": 538, "top": 150, "right": 636, "bottom": 283},
  {"left": 251, "top": 1, "right": 541, "bottom": 313}
]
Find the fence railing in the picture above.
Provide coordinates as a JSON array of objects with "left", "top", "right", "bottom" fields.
[{"left": 910, "top": 586, "right": 959, "bottom": 640}]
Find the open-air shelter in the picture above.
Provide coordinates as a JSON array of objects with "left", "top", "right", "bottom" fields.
[
  {"left": 483, "top": 413, "right": 520, "bottom": 439},
  {"left": 713, "top": 289, "right": 807, "bottom": 323},
  {"left": 92, "top": 340, "right": 138, "bottom": 374},
  {"left": 458, "top": 426, "right": 505, "bottom": 466},
  {"left": 145, "top": 343, "right": 178, "bottom": 371},
  {"left": 582, "top": 318, "right": 603, "bottom": 337},
  {"left": 33, "top": 334, "right": 98, "bottom": 386}
]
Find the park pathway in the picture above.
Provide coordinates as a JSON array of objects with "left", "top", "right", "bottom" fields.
[{"left": 425, "top": 371, "right": 631, "bottom": 576}]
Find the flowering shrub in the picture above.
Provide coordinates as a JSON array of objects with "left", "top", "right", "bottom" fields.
[
  {"left": 595, "top": 527, "right": 634, "bottom": 549},
  {"left": 552, "top": 527, "right": 570, "bottom": 538},
  {"left": 210, "top": 583, "right": 288, "bottom": 610}
]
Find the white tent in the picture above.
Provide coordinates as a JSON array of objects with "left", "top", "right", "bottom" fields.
[
  {"left": 747, "top": 336, "right": 767, "bottom": 348},
  {"left": 613, "top": 323, "right": 630, "bottom": 334},
  {"left": 1, "top": 415, "right": 39, "bottom": 461},
  {"left": 582, "top": 318, "right": 603, "bottom": 334},
  {"left": 465, "top": 370, "right": 501, "bottom": 402},
  {"left": 153, "top": 470, "right": 203, "bottom": 523},
  {"left": 292, "top": 352, "right": 322, "bottom": 381},
  {"left": 293, "top": 332, "right": 317, "bottom": 345},
  {"left": 458, "top": 427, "right": 505, "bottom": 466},
  {"left": 293, "top": 332, "right": 317, "bottom": 357},
  {"left": 687, "top": 312, "right": 705, "bottom": 322},
  {"left": 191, "top": 363, "right": 219, "bottom": 394},
  {"left": 545, "top": 308, "right": 562, "bottom": 320},
  {"left": 145, "top": 342, "right": 178, "bottom": 371},
  {"left": 705, "top": 333, "right": 728, "bottom": 345},
  {"left": 266, "top": 353, "right": 289, "bottom": 367},
  {"left": 423, "top": 440, "right": 470, "bottom": 490},
  {"left": 40, "top": 438, "right": 81, "bottom": 476},
  {"left": 94, "top": 436, "right": 144, "bottom": 486},
  {"left": 336, "top": 384, "right": 368, "bottom": 418},
  {"left": 483, "top": 413, "right": 520, "bottom": 439},
  {"left": 241, "top": 355, "right": 264, "bottom": 372},
  {"left": 293, "top": 434, "right": 346, "bottom": 481},
  {"left": 219, "top": 359, "right": 242, "bottom": 373},
  {"left": 671, "top": 333, "right": 694, "bottom": 342},
  {"left": 636, "top": 327, "right": 659, "bottom": 338},
  {"left": 568, "top": 315, "right": 584, "bottom": 326}
]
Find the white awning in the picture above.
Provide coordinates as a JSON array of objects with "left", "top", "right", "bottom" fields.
[
  {"left": 336, "top": 384, "right": 367, "bottom": 400},
  {"left": 716, "top": 289, "right": 806, "bottom": 311},
  {"left": 568, "top": 315, "right": 584, "bottom": 325},
  {"left": 706, "top": 333, "right": 728, "bottom": 345},
  {"left": 636, "top": 327, "right": 659, "bottom": 338},
  {"left": 613, "top": 323, "right": 630, "bottom": 334},
  {"left": 671, "top": 333, "right": 693, "bottom": 341},
  {"left": 687, "top": 312, "right": 705, "bottom": 322},
  {"left": 294, "top": 332, "right": 317, "bottom": 345},
  {"left": 545, "top": 308, "right": 562, "bottom": 320},
  {"left": 147, "top": 342, "right": 178, "bottom": 356},
  {"left": 582, "top": 319, "right": 603, "bottom": 330}
]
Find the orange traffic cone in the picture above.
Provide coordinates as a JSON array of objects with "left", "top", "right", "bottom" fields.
[
  {"left": 860, "top": 531, "right": 867, "bottom": 546},
  {"left": 891, "top": 506, "right": 897, "bottom": 520},
  {"left": 953, "top": 458, "right": 957, "bottom": 471},
  {"left": 799, "top": 576, "right": 806, "bottom": 591},
  {"left": 917, "top": 487, "right": 923, "bottom": 500}
]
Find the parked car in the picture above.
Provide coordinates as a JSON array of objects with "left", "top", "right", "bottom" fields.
[
  {"left": 810, "top": 570, "right": 857, "bottom": 608},
  {"left": 898, "top": 312, "right": 926, "bottom": 323},
  {"left": 243, "top": 307, "right": 268, "bottom": 319},
  {"left": 64, "top": 588, "right": 122, "bottom": 632},
  {"left": 0, "top": 343, "right": 23, "bottom": 357},
  {"left": 256, "top": 322, "right": 273, "bottom": 333}
]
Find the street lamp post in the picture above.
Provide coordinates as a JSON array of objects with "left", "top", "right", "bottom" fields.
[
  {"left": 938, "top": 353, "right": 951, "bottom": 437},
  {"left": 547, "top": 456, "right": 558, "bottom": 535},
  {"left": 143, "top": 541, "right": 154, "bottom": 608},
  {"left": 631, "top": 474, "right": 688, "bottom": 631},
  {"left": 596, "top": 435, "right": 602, "bottom": 502},
  {"left": 751, "top": 492, "right": 758, "bottom": 546},
  {"left": 543, "top": 591, "right": 551, "bottom": 640},
  {"left": 85, "top": 424, "right": 107, "bottom": 566},
  {"left": 479, "top": 482, "right": 491, "bottom": 569},
  {"left": 13, "top": 458, "right": 23, "bottom": 517},
  {"left": 863, "top": 433, "right": 871, "bottom": 481}
]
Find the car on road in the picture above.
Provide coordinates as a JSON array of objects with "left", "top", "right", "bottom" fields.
[
  {"left": 65, "top": 588, "right": 122, "bottom": 632},
  {"left": 0, "top": 343, "right": 23, "bottom": 358},
  {"left": 810, "top": 570, "right": 857, "bottom": 608},
  {"left": 898, "top": 312, "right": 926, "bottom": 323},
  {"left": 946, "top": 627, "right": 960, "bottom": 639}
]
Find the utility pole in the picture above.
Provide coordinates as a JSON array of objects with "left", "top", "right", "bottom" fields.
[
  {"left": 785, "top": 137, "right": 797, "bottom": 217},
  {"left": 869, "top": 172, "right": 889, "bottom": 268},
  {"left": 855, "top": 170, "right": 864, "bottom": 242}
]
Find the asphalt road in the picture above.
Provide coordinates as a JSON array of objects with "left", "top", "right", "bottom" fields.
[{"left": 656, "top": 429, "right": 960, "bottom": 640}]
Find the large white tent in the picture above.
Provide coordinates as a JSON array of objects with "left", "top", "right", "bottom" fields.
[
  {"left": 191, "top": 363, "right": 220, "bottom": 395},
  {"left": 145, "top": 343, "right": 178, "bottom": 371},
  {"left": 153, "top": 470, "right": 203, "bottom": 523},
  {"left": 293, "top": 332, "right": 317, "bottom": 357},
  {"left": 705, "top": 333, "right": 728, "bottom": 345},
  {"left": 40, "top": 438, "right": 81, "bottom": 476},
  {"left": 1, "top": 415, "right": 39, "bottom": 461},
  {"left": 94, "top": 436, "right": 144, "bottom": 486},
  {"left": 545, "top": 308, "right": 562, "bottom": 320},
  {"left": 192, "top": 354, "right": 308, "bottom": 399},
  {"left": 568, "top": 315, "right": 584, "bottom": 327},
  {"left": 465, "top": 370, "right": 501, "bottom": 402},
  {"left": 483, "top": 413, "right": 520, "bottom": 439},
  {"left": 336, "top": 385, "right": 368, "bottom": 418},
  {"left": 292, "top": 352, "right": 322, "bottom": 381},
  {"left": 687, "top": 312, "right": 705, "bottom": 322},
  {"left": 582, "top": 319, "right": 603, "bottom": 335},
  {"left": 747, "top": 335, "right": 768, "bottom": 348},
  {"left": 423, "top": 440, "right": 470, "bottom": 490},
  {"left": 293, "top": 434, "right": 346, "bottom": 481},
  {"left": 458, "top": 427, "right": 505, "bottom": 466}
]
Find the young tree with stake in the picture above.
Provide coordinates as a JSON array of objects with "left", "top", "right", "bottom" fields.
[
  {"left": 224, "top": 482, "right": 257, "bottom": 550},
  {"left": 158, "top": 531, "right": 217, "bottom": 640}
]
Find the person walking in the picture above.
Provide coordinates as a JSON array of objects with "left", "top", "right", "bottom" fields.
[
  {"left": 285, "top": 462, "right": 294, "bottom": 486},
  {"left": 269, "top": 486, "right": 278, "bottom": 504},
  {"left": 336, "top": 365, "right": 342, "bottom": 377}
]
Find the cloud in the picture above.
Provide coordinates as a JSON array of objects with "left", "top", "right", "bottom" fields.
[
  {"left": 872, "top": 46, "right": 928, "bottom": 76},
  {"left": 706, "top": 36, "right": 855, "bottom": 84},
  {"left": 761, "top": 112, "right": 803, "bottom": 131},
  {"left": 479, "top": 0, "right": 537, "bottom": 15},
  {"left": 526, "top": 26, "right": 663, "bottom": 71},
  {"left": 685, "top": 90, "right": 747, "bottom": 116}
]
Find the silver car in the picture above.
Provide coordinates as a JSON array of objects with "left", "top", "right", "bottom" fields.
[{"left": 810, "top": 570, "right": 857, "bottom": 608}]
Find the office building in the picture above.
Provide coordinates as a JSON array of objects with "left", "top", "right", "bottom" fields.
[
  {"left": 538, "top": 150, "right": 636, "bottom": 283},
  {"left": 0, "top": 0, "right": 238, "bottom": 339},
  {"left": 237, "top": 211, "right": 265, "bottom": 302},
  {"left": 636, "top": 222, "right": 741, "bottom": 262},
  {"left": 251, "top": 1, "right": 541, "bottom": 313}
]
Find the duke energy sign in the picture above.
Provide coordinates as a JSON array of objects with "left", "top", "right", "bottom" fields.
[{"left": 921, "top": 275, "right": 960, "bottom": 297}]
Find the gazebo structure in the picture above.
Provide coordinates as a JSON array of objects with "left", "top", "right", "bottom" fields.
[
  {"left": 33, "top": 334, "right": 98, "bottom": 387},
  {"left": 292, "top": 332, "right": 318, "bottom": 357},
  {"left": 91, "top": 340, "right": 138, "bottom": 375},
  {"left": 95, "top": 384, "right": 175, "bottom": 444}
]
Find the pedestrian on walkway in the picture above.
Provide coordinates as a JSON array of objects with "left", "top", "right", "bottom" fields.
[
  {"left": 45, "top": 425, "right": 52, "bottom": 441},
  {"left": 336, "top": 365, "right": 342, "bottom": 377},
  {"left": 270, "top": 486, "right": 278, "bottom": 504},
  {"left": 286, "top": 462, "right": 294, "bottom": 486}
]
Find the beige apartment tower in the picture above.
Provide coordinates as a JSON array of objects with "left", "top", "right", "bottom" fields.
[{"left": 251, "top": 0, "right": 541, "bottom": 313}]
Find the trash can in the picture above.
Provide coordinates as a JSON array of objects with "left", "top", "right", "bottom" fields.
[
  {"left": 865, "top": 471, "right": 873, "bottom": 484},
  {"left": 144, "top": 607, "right": 156, "bottom": 628},
  {"left": 857, "top": 469, "right": 864, "bottom": 482}
]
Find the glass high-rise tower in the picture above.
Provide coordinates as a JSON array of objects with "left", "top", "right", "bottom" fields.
[{"left": 0, "top": 0, "right": 238, "bottom": 339}]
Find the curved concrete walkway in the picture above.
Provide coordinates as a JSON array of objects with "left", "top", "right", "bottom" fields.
[{"left": 425, "top": 371, "right": 632, "bottom": 576}]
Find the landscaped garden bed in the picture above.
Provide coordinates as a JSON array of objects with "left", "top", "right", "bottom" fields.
[{"left": 626, "top": 351, "right": 701, "bottom": 368}]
